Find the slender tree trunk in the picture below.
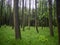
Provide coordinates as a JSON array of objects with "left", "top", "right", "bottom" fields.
[
  {"left": 35, "top": 0, "right": 39, "bottom": 33},
  {"left": 19, "top": 0, "right": 22, "bottom": 28},
  {"left": 28, "top": 0, "right": 31, "bottom": 30},
  {"left": 9, "top": 5, "right": 11, "bottom": 26},
  {"left": 14, "top": 0, "right": 21, "bottom": 39},
  {"left": 0, "top": 0, "right": 3, "bottom": 26},
  {"left": 41, "top": 0, "right": 44, "bottom": 29},
  {"left": 48, "top": 0, "right": 54, "bottom": 36},
  {"left": 45, "top": 1, "right": 48, "bottom": 27},
  {"left": 56, "top": 0, "right": 60, "bottom": 44},
  {"left": 53, "top": 0, "right": 56, "bottom": 29},
  {"left": 22, "top": 0, "right": 25, "bottom": 31}
]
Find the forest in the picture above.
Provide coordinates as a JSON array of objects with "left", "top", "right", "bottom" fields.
[{"left": 0, "top": 0, "right": 60, "bottom": 45}]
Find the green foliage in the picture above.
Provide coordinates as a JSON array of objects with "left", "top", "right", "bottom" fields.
[
  {"left": 39, "top": 35, "right": 48, "bottom": 42},
  {"left": 0, "top": 26, "right": 58, "bottom": 45}
]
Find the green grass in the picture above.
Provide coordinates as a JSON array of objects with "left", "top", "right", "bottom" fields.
[{"left": 0, "top": 25, "right": 58, "bottom": 45}]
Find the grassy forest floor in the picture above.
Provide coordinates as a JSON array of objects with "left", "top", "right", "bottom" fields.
[{"left": 0, "top": 25, "right": 58, "bottom": 45}]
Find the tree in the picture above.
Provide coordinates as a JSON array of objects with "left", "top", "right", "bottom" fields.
[
  {"left": 22, "top": 0, "right": 25, "bottom": 31},
  {"left": 56, "top": 0, "right": 60, "bottom": 44},
  {"left": 38, "top": 0, "right": 49, "bottom": 27},
  {"left": 14, "top": 0, "right": 21, "bottom": 39},
  {"left": 35, "top": 0, "right": 39, "bottom": 33},
  {"left": 7, "top": 1, "right": 12, "bottom": 26},
  {"left": 28, "top": 0, "right": 31, "bottom": 30},
  {"left": 0, "top": 0, "right": 3, "bottom": 27},
  {"left": 48, "top": 0, "right": 54, "bottom": 36}
]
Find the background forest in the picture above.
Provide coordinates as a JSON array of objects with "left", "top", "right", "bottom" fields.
[{"left": 0, "top": 0, "right": 59, "bottom": 45}]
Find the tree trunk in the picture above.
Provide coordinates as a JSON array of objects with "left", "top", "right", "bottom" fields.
[
  {"left": 22, "top": 0, "right": 25, "bottom": 31},
  {"left": 14, "top": 0, "right": 21, "bottom": 39},
  {"left": 48, "top": 0, "right": 54, "bottom": 36},
  {"left": 56, "top": 0, "right": 60, "bottom": 44},
  {"left": 35, "top": 0, "right": 39, "bottom": 33},
  {"left": 28, "top": 0, "right": 31, "bottom": 30},
  {"left": 0, "top": 0, "right": 3, "bottom": 26},
  {"left": 41, "top": 0, "right": 44, "bottom": 29}
]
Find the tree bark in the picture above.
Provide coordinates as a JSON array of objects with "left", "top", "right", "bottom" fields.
[
  {"left": 22, "top": 0, "right": 25, "bottom": 31},
  {"left": 0, "top": 0, "right": 3, "bottom": 26},
  {"left": 56, "top": 0, "right": 60, "bottom": 44},
  {"left": 28, "top": 0, "right": 31, "bottom": 30},
  {"left": 48, "top": 0, "right": 54, "bottom": 36},
  {"left": 14, "top": 0, "right": 21, "bottom": 39},
  {"left": 35, "top": 0, "right": 39, "bottom": 33}
]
